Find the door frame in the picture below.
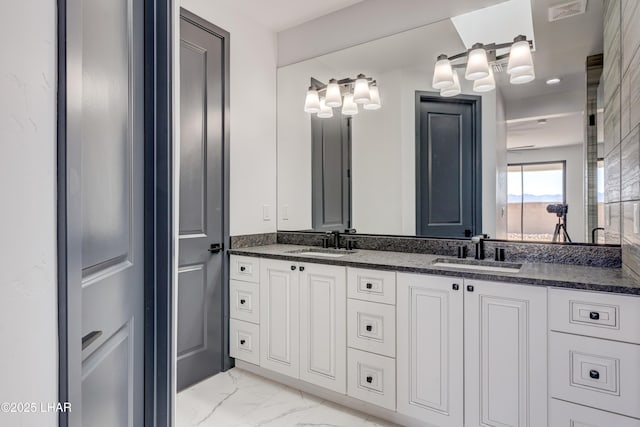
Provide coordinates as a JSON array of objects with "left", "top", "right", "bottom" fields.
[
  {"left": 414, "top": 91, "right": 482, "bottom": 236},
  {"left": 57, "top": 0, "right": 175, "bottom": 425},
  {"left": 179, "top": 6, "right": 233, "bottom": 373}
]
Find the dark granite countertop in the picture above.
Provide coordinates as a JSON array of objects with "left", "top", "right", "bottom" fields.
[{"left": 229, "top": 244, "right": 640, "bottom": 295}]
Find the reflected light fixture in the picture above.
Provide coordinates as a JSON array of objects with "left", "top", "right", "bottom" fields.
[
  {"left": 304, "top": 75, "right": 382, "bottom": 117},
  {"left": 432, "top": 35, "right": 535, "bottom": 95},
  {"left": 440, "top": 70, "right": 461, "bottom": 97},
  {"left": 432, "top": 55, "right": 455, "bottom": 89},
  {"left": 510, "top": 67, "right": 535, "bottom": 84},
  {"left": 465, "top": 44, "right": 490, "bottom": 80},
  {"left": 364, "top": 85, "right": 382, "bottom": 110},
  {"left": 473, "top": 68, "right": 495, "bottom": 92},
  {"left": 303, "top": 87, "right": 320, "bottom": 113},
  {"left": 317, "top": 98, "right": 333, "bottom": 118},
  {"left": 546, "top": 77, "right": 561, "bottom": 85},
  {"left": 342, "top": 94, "right": 359, "bottom": 115}
]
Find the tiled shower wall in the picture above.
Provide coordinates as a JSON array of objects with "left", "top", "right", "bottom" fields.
[{"left": 604, "top": 0, "right": 640, "bottom": 276}]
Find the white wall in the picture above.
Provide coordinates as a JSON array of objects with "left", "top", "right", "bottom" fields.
[
  {"left": 181, "top": 0, "right": 278, "bottom": 236},
  {"left": 0, "top": 1, "right": 58, "bottom": 426},
  {"left": 507, "top": 144, "right": 585, "bottom": 242}
]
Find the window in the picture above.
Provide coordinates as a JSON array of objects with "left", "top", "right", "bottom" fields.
[{"left": 507, "top": 161, "right": 566, "bottom": 241}]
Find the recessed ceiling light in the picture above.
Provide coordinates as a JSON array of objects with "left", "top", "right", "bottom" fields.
[{"left": 546, "top": 77, "right": 561, "bottom": 85}]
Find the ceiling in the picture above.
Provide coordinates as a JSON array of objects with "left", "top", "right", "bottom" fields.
[
  {"left": 507, "top": 113, "right": 585, "bottom": 149},
  {"left": 219, "top": 0, "right": 364, "bottom": 32},
  {"left": 275, "top": 0, "right": 604, "bottom": 150}
]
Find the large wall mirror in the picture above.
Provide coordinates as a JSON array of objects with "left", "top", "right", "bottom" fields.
[{"left": 277, "top": 0, "right": 612, "bottom": 245}]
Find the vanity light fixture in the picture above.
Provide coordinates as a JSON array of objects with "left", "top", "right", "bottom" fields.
[
  {"left": 432, "top": 35, "right": 535, "bottom": 95},
  {"left": 304, "top": 75, "right": 382, "bottom": 117},
  {"left": 440, "top": 69, "right": 462, "bottom": 97},
  {"left": 317, "top": 98, "right": 334, "bottom": 118},
  {"left": 303, "top": 86, "right": 321, "bottom": 113}
]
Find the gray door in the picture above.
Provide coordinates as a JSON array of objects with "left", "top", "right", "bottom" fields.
[
  {"left": 416, "top": 94, "right": 482, "bottom": 237},
  {"left": 311, "top": 112, "right": 352, "bottom": 231},
  {"left": 66, "top": 0, "right": 145, "bottom": 425},
  {"left": 177, "top": 12, "right": 228, "bottom": 391}
]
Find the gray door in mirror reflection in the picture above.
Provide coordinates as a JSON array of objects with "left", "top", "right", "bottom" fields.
[
  {"left": 416, "top": 93, "right": 482, "bottom": 237},
  {"left": 311, "top": 110, "right": 352, "bottom": 231}
]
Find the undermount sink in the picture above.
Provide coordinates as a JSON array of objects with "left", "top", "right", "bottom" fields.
[
  {"left": 286, "top": 248, "right": 357, "bottom": 258},
  {"left": 432, "top": 258, "right": 522, "bottom": 274}
]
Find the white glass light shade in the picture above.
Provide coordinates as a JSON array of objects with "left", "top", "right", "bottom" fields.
[
  {"left": 510, "top": 68, "right": 535, "bottom": 84},
  {"left": 304, "top": 87, "right": 320, "bottom": 113},
  {"left": 363, "top": 86, "right": 382, "bottom": 110},
  {"left": 473, "top": 68, "right": 495, "bottom": 92},
  {"left": 317, "top": 98, "right": 333, "bottom": 118},
  {"left": 353, "top": 77, "right": 371, "bottom": 104},
  {"left": 440, "top": 70, "right": 461, "bottom": 97},
  {"left": 325, "top": 80, "right": 342, "bottom": 107},
  {"left": 432, "top": 57, "right": 454, "bottom": 89},
  {"left": 342, "top": 93, "right": 358, "bottom": 115},
  {"left": 507, "top": 40, "right": 534, "bottom": 75},
  {"left": 465, "top": 47, "right": 490, "bottom": 80}
]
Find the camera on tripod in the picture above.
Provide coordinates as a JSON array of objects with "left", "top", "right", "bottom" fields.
[
  {"left": 546, "top": 203, "right": 571, "bottom": 242},
  {"left": 546, "top": 203, "right": 568, "bottom": 217}
]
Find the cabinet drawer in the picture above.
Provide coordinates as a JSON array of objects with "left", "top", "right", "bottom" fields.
[
  {"left": 230, "top": 255, "right": 260, "bottom": 283},
  {"left": 230, "top": 280, "right": 259, "bottom": 324},
  {"left": 549, "top": 332, "right": 640, "bottom": 418},
  {"left": 549, "top": 398, "right": 640, "bottom": 427},
  {"left": 347, "top": 348, "right": 396, "bottom": 411},
  {"left": 347, "top": 268, "right": 396, "bottom": 305},
  {"left": 230, "top": 319, "right": 260, "bottom": 365},
  {"left": 549, "top": 288, "right": 640, "bottom": 344},
  {"left": 347, "top": 299, "right": 396, "bottom": 357}
]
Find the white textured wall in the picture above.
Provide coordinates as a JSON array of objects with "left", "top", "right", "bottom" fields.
[
  {"left": 181, "top": 0, "right": 278, "bottom": 236},
  {"left": 0, "top": 1, "right": 58, "bottom": 426}
]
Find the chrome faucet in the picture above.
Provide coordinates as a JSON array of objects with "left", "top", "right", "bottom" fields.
[{"left": 471, "top": 234, "right": 489, "bottom": 260}]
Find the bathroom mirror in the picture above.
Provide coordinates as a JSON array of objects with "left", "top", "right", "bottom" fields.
[{"left": 276, "top": 0, "right": 611, "bottom": 244}]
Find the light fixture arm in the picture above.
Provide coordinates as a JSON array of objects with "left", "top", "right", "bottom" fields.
[{"left": 444, "top": 37, "right": 534, "bottom": 63}]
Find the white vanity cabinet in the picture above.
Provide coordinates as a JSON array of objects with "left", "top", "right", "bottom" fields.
[
  {"left": 299, "top": 263, "right": 347, "bottom": 393},
  {"left": 259, "top": 258, "right": 301, "bottom": 377},
  {"left": 464, "top": 280, "right": 548, "bottom": 427},
  {"left": 548, "top": 288, "right": 640, "bottom": 425},
  {"left": 259, "top": 258, "right": 347, "bottom": 392},
  {"left": 231, "top": 252, "right": 640, "bottom": 427},
  {"left": 396, "top": 273, "right": 464, "bottom": 427},
  {"left": 397, "top": 275, "right": 547, "bottom": 427}
]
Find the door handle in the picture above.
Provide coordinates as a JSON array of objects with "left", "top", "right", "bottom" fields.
[
  {"left": 208, "top": 243, "right": 223, "bottom": 254},
  {"left": 82, "top": 330, "right": 103, "bottom": 350}
]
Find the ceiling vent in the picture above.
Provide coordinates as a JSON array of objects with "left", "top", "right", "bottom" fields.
[{"left": 548, "top": 0, "right": 587, "bottom": 22}]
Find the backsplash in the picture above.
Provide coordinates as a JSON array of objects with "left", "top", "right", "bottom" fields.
[
  {"left": 230, "top": 232, "right": 277, "bottom": 248},
  {"left": 275, "top": 231, "right": 622, "bottom": 268},
  {"left": 603, "top": 0, "right": 640, "bottom": 277}
]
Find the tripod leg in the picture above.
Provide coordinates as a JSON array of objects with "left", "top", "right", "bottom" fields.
[
  {"left": 552, "top": 223, "right": 561, "bottom": 243},
  {"left": 560, "top": 224, "right": 572, "bottom": 243}
]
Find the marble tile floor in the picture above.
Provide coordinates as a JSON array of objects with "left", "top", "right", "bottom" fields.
[{"left": 176, "top": 368, "right": 399, "bottom": 427}]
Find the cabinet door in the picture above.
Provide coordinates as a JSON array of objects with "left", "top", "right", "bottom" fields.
[
  {"left": 396, "top": 273, "right": 464, "bottom": 427},
  {"left": 299, "top": 264, "right": 347, "bottom": 393},
  {"left": 260, "top": 259, "right": 300, "bottom": 378},
  {"left": 464, "top": 280, "right": 547, "bottom": 427}
]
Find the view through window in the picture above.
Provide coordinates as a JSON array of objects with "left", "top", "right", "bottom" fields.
[{"left": 507, "top": 162, "right": 566, "bottom": 241}]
